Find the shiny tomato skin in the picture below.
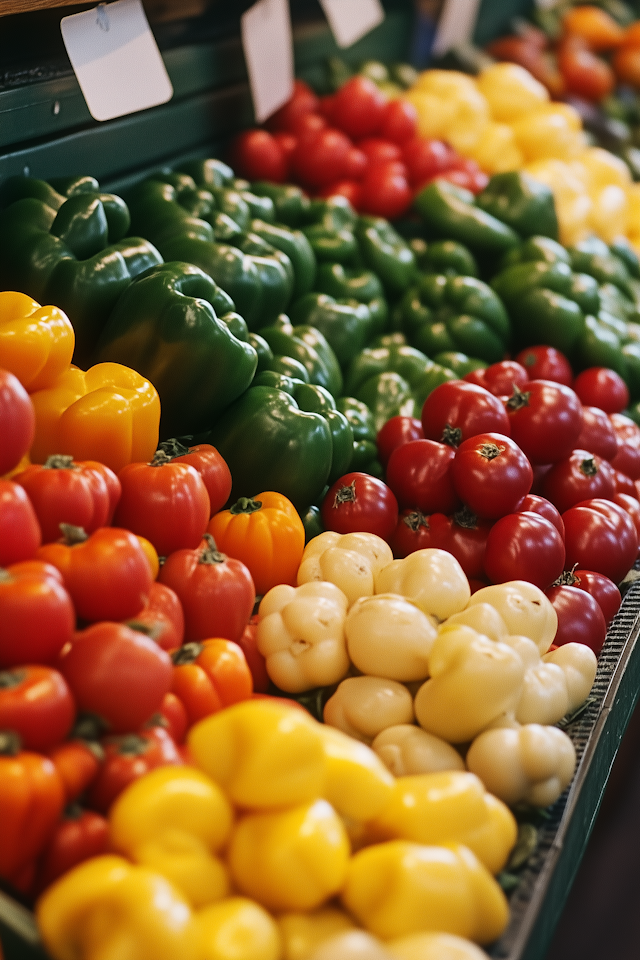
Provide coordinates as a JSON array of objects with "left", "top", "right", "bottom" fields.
[
  {"left": 464, "top": 360, "right": 529, "bottom": 397},
  {"left": 0, "top": 666, "right": 75, "bottom": 752},
  {"left": 575, "top": 405, "right": 618, "bottom": 460},
  {"left": 171, "top": 638, "right": 254, "bottom": 725},
  {"left": 0, "top": 368, "right": 35, "bottom": 476},
  {"left": 432, "top": 166, "right": 489, "bottom": 195},
  {"left": 87, "top": 727, "right": 182, "bottom": 814},
  {"left": 451, "top": 432, "right": 533, "bottom": 520},
  {"left": 265, "top": 79, "right": 320, "bottom": 133},
  {"left": 165, "top": 443, "right": 232, "bottom": 517},
  {"left": 428, "top": 509, "right": 492, "bottom": 580},
  {"left": 358, "top": 163, "right": 412, "bottom": 219},
  {"left": 401, "top": 137, "right": 455, "bottom": 186},
  {"left": 573, "top": 367, "right": 630, "bottom": 413},
  {"left": 390, "top": 509, "right": 433, "bottom": 558},
  {"left": 321, "top": 472, "right": 399, "bottom": 542},
  {"left": 385, "top": 438, "right": 460, "bottom": 514},
  {"left": 228, "top": 129, "right": 288, "bottom": 182},
  {"left": 541, "top": 449, "right": 616, "bottom": 514},
  {"left": 317, "top": 179, "right": 362, "bottom": 209},
  {"left": 571, "top": 568, "right": 621, "bottom": 625},
  {"left": 614, "top": 490, "right": 640, "bottom": 543},
  {"left": 504, "top": 379, "right": 584, "bottom": 465},
  {"left": 483, "top": 512, "right": 566, "bottom": 590},
  {"left": 609, "top": 413, "right": 640, "bottom": 479},
  {"left": 421, "top": 380, "right": 511, "bottom": 447},
  {"left": 126, "top": 581, "right": 185, "bottom": 653},
  {"left": 378, "top": 98, "right": 418, "bottom": 143},
  {"left": 614, "top": 469, "right": 638, "bottom": 498},
  {"left": 0, "top": 560, "right": 75, "bottom": 668},
  {"left": 235, "top": 616, "right": 270, "bottom": 694},
  {"left": 562, "top": 497, "right": 639, "bottom": 583},
  {"left": 47, "top": 739, "right": 102, "bottom": 805},
  {"left": 331, "top": 76, "right": 387, "bottom": 139},
  {"left": 0, "top": 479, "right": 41, "bottom": 566},
  {"left": 357, "top": 137, "right": 402, "bottom": 165},
  {"left": 291, "top": 127, "right": 353, "bottom": 188},
  {"left": 514, "top": 345, "right": 574, "bottom": 386},
  {"left": 33, "top": 808, "right": 109, "bottom": 895},
  {"left": 545, "top": 584, "right": 608, "bottom": 655},
  {"left": 376, "top": 415, "right": 424, "bottom": 468},
  {"left": 557, "top": 35, "right": 616, "bottom": 101},
  {"left": 514, "top": 493, "right": 565, "bottom": 539}
]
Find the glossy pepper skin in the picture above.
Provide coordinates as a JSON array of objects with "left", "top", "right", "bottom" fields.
[
  {"left": 300, "top": 196, "right": 359, "bottom": 265},
  {"left": 94, "top": 262, "right": 257, "bottom": 440},
  {"left": 475, "top": 171, "right": 559, "bottom": 241},
  {"left": 250, "top": 180, "right": 312, "bottom": 228},
  {"left": 249, "top": 218, "right": 317, "bottom": 299},
  {"left": 0, "top": 176, "right": 162, "bottom": 368},
  {"left": 414, "top": 180, "right": 520, "bottom": 257},
  {"left": 0, "top": 291, "right": 75, "bottom": 392},
  {"left": 258, "top": 314, "right": 343, "bottom": 398},
  {"left": 355, "top": 217, "right": 417, "bottom": 295},
  {"left": 400, "top": 273, "right": 511, "bottom": 364},
  {"left": 336, "top": 396, "right": 382, "bottom": 476},
  {"left": 205, "top": 383, "right": 334, "bottom": 512},
  {"left": 289, "top": 293, "right": 379, "bottom": 368}
]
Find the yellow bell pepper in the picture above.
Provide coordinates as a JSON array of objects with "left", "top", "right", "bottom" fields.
[
  {"left": 414, "top": 625, "right": 525, "bottom": 744},
  {"left": 256, "top": 581, "right": 350, "bottom": 693},
  {"left": 0, "top": 291, "right": 75, "bottom": 392},
  {"left": 29, "top": 361, "right": 160, "bottom": 473},
  {"left": 387, "top": 931, "right": 491, "bottom": 960},
  {"left": 341, "top": 840, "right": 509, "bottom": 944},
  {"left": 524, "top": 158, "right": 593, "bottom": 246},
  {"left": 374, "top": 548, "right": 470, "bottom": 623},
  {"left": 194, "top": 897, "right": 281, "bottom": 960},
  {"left": 108, "top": 766, "right": 233, "bottom": 908},
  {"left": 475, "top": 62, "right": 549, "bottom": 123},
  {"left": 227, "top": 798, "right": 350, "bottom": 913},
  {"left": 344, "top": 592, "right": 437, "bottom": 682},
  {"left": 187, "top": 698, "right": 327, "bottom": 810},
  {"left": 511, "top": 104, "right": 587, "bottom": 163},
  {"left": 466, "top": 722, "right": 577, "bottom": 807},
  {"left": 323, "top": 675, "right": 415, "bottom": 744},
  {"left": 462, "top": 122, "right": 524, "bottom": 175},
  {"left": 315, "top": 722, "right": 396, "bottom": 823},
  {"left": 372, "top": 724, "right": 466, "bottom": 778},
  {"left": 306, "top": 930, "right": 395, "bottom": 959},
  {"left": 363, "top": 771, "right": 517, "bottom": 876},
  {"left": 36, "top": 855, "right": 200, "bottom": 960},
  {"left": 407, "top": 71, "right": 491, "bottom": 154},
  {"left": 466, "top": 581, "right": 558, "bottom": 654},
  {"left": 296, "top": 530, "right": 393, "bottom": 607},
  {"left": 277, "top": 907, "right": 357, "bottom": 960}
]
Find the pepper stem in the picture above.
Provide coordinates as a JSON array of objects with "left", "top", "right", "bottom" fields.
[
  {"left": 229, "top": 497, "right": 263, "bottom": 515},
  {"left": 59, "top": 523, "right": 89, "bottom": 545}
]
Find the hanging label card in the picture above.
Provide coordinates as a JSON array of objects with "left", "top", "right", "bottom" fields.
[
  {"left": 60, "top": 0, "right": 173, "bottom": 123},
  {"left": 241, "top": 0, "right": 294, "bottom": 124},
  {"left": 431, "top": 0, "right": 483, "bottom": 55},
  {"left": 319, "top": 0, "right": 385, "bottom": 49}
]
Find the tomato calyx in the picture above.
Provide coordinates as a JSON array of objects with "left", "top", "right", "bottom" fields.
[
  {"left": 171, "top": 641, "right": 204, "bottom": 666},
  {"left": 442, "top": 424, "right": 462, "bottom": 448},
  {"left": 552, "top": 565, "right": 580, "bottom": 587},
  {"left": 0, "top": 669, "right": 26, "bottom": 690},
  {"left": 579, "top": 456, "right": 598, "bottom": 478},
  {"left": 401, "top": 510, "right": 429, "bottom": 532},
  {"left": 505, "top": 386, "right": 532, "bottom": 411},
  {"left": 59, "top": 523, "right": 89, "bottom": 545},
  {"left": 197, "top": 533, "right": 227, "bottom": 565},
  {"left": 103, "top": 733, "right": 153, "bottom": 757},
  {"left": 43, "top": 454, "right": 78, "bottom": 471},
  {"left": 229, "top": 497, "right": 263, "bottom": 515},
  {"left": 125, "top": 619, "right": 163, "bottom": 642},
  {"left": 71, "top": 713, "right": 109, "bottom": 742},
  {"left": 0, "top": 730, "right": 21, "bottom": 756},
  {"left": 332, "top": 479, "right": 357, "bottom": 508},
  {"left": 478, "top": 441, "right": 504, "bottom": 461},
  {"left": 453, "top": 505, "right": 481, "bottom": 529},
  {"left": 154, "top": 438, "right": 192, "bottom": 461}
]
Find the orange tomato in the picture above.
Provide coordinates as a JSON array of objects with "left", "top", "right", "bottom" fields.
[
  {"left": 562, "top": 5, "right": 625, "bottom": 50},
  {"left": 613, "top": 44, "right": 640, "bottom": 87},
  {"left": 171, "top": 638, "right": 254, "bottom": 725}
]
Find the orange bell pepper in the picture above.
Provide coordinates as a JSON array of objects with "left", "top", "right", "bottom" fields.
[{"left": 0, "top": 291, "right": 75, "bottom": 393}]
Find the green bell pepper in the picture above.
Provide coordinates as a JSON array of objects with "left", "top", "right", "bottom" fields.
[
  {"left": 399, "top": 273, "right": 511, "bottom": 364},
  {"left": 300, "top": 196, "right": 359, "bottom": 264},
  {"left": 413, "top": 180, "right": 520, "bottom": 256},
  {"left": 249, "top": 218, "right": 316, "bottom": 298},
  {"left": 475, "top": 171, "right": 559, "bottom": 241},
  {"left": 409, "top": 237, "right": 479, "bottom": 278},
  {"left": 258, "top": 315, "right": 343, "bottom": 397},
  {"left": 497, "top": 234, "right": 571, "bottom": 271},
  {"left": 205, "top": 383, "right": 334, "bottom": 512},
  {"left": 288, "top": 293, "right": 376, "bottom": 367},
  {"left": 335, "top": 395, "right": 381, "bottom": 477},
  {"left": 0, "top": 176, "right": 162, "bottom": 367},
  {"left": 569, "top": 236, "right": 636, "bottom": 299},
  {"left": 355, "top": 216, "right": 417, "bottom": 294},
  {"left": 432, "top": 351, "right": 487, "bottom": 378},
  {"left": 249, "top": 182, "right": 312, "bottom": 228},
  {"left": 94, "top": 261, "right": 257, "bottom": 439}
]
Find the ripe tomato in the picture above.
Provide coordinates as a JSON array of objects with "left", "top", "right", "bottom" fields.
[
  {"left": 573, "top": 367, "right": 629, "bottom": 413},
  {"left": 228, "top": 129, "right": 288, "bottom": 182},
  {"left": 290, "top": 126, "right": 353, "bottom": 188},
  {"left": 331, "top": 76, "right": 387, "bottom": 139},
  {"left": 613, "top": 44, "right": 640, "bottom": 87},
  {"left": 545, "top": 584, "right": 608, "bottom": 655},
  {"left": 451, "top": 432, "right": 533, "bottom": 520},
  {"left": 235, "top": 615, "right": 270, "bottom": 694},
  {"left": 464, "top": 360, "right": 529, "bottom": 397},
  {"left": 401, "top": 137, "right": 455, "bottom": 186},
  {"left": 126, "top": 581, "right": 185, "bottom": 652},
  {"left": 575, "top": 405, "right": 618, "bottom": 460},
  {"left": 32, "top": 808, "right": 109, "bottom": 896},
  {"left": 155, "top": 691, "right": 189, "bottom": 745},
  {"left": 357, "top": 137, "right": 402, "bottom": 165},
  {"left": 484, "top": 512, "right": 566, "bottom": 590},
  {"left": 376, "top": 415, "right": 424, "bottom": 468},
  {"left": 0, "top": 666, "right": 74, "bottom": 752},
  {"left": 87, "top": 727, "right": 182, "bottom": 813},
  {"left": 171, "top": 638, "right": 254, "bottom": 725},
  {"left": 433, "top": 164, "right": 489, "bottom": 195},
  {"left": 562, "top": 497, "right": 639, "bottom": 583},
  {"left": 541, "top": 449, "right": 616, "bottom": 514},
  {"left": 59, "top": 622, "right": 173, "bottom": 734},
  {"left": 0, "top": 368, "right": 35, "bottom": 477},
  {"left": 159, "top": 534, "right": 256, "bottom": 643},
  {"left": 385, "top": 438, "right": 459, "bottom": 514},
  {"left": 155, "top": 440, "right": 232, "bottom": 517},
  {"left": 378, "top": 98, "right": 418, "bottom": 143},
  {"left": 317, "top": 179, "right": 362, "bottom": 209},
  {"left": 390, "top": 508, "right": 433, "bottom": 558},
  {"left": 358, "top": 162, "right": 412, "bottom": 219},
  {"left": 0, "top": 560, "right": 75, "bottom": 667},
  {"left": 615, "top": 469, "right": 638, "bottom": 498},
  {"left": 265, "top": 79, "right": 320, "bottom": 133},
  {"left": 609, "top": 413, "right": 640, "bottom": 479},
  {"left": 514, "top": 345, "right": 574, "bottom": 387},
  {"left": 557, "top": 34, "right": 616, "bottom": 101},
  {"left": 504, "top": 379, "right": 584, "bottom": 465},
  {"left": 561, "top": 568, "right": 621, "bottom": 625},
  {"left": 421, "top": 380, "right": 510, "bottom": 447},
  {"left": 614, "top": 490, "right": 640, "bottom": 543},
  {"left": 514, "top": 493, "right": 565, "bottom": 539},
  {"left": 48, "top": 739, "right": 103, "bottom": 804},
  {"left": 427, "top": 507, "right": 492, "bottom": 580},
  {"left": 321, "top": 472, "right": 399, "bottom": 542},
  {"left": 0, "top": 479, "right": 41, "bottom": 566}
]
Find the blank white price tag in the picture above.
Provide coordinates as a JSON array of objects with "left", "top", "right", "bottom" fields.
[
  {"left": 319, "top": 0, "right": 385, "bottom": 49},
  {"left": 241, "top": 0, "right": 294, "bottom": 124},
  {"left": 60, "top": 0, "right": 173, "bottom": 123},
  {"left": 432, "top": 0, "right": 483, "bottom": 55}
]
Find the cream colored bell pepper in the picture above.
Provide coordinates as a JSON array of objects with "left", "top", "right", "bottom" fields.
[
  {"left": 439, "top": 602, "right": 509, "bottom": 643},
  {"left": 543, "top": 642, "right": 597, "bottom": 714},
  {"left": 297, "top": 531, "right": 393, "bottom": 607},
  {"left": 372, "top": 724, "right": 465, "bottom": 777},
  {"left": 500, "top": 634, "right": 570, "bottom": 726},
  {"left": 466, "top": 581, "right": 558, "bottom": 653},
  {"left": 387, "top": 931, "right": 491, "bottom": 960},
  {"left": 345, "top": 592, "right": 437, "bottom": 682},
  {"left": 374, "top": 549, "right": 470, "bottom": 623},
  {"left": 324, "top": 675, "right": 415, "bottom": 744},
  {"left": 256, "top": 581, "right": 350, "bottom": 693}
]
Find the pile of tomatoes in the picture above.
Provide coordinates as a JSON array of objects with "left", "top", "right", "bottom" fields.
[{"left": 229, "top": 77, "right": 488, "bottom": 219}]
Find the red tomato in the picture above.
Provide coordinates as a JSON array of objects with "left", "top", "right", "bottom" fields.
[
  {"left": 155, "top": 441, "right": 232, "bottom": 517},
  {"left": 390, "top": 509, "right": 433, "bottom": 559},
  {"left": 59, "top": 622, "right": 173, "bottom": 734},
  {"left": 514, "top": 493, "right": 565, "bottom": 539},
  {"left": 615, "top": 468, "right": 639, "bottom": 498},
  {"left": 126, "top": 581, "right": 185, "bottom": 652},
  {"left": 613, "top": 44, "right": 640, "bottom": 87},
  {"left": 228, "top": 129, "right": 288, "bottom": 182},
  {"left": 451, "top": 432, "right": 533, "bottom": 520},
  {"left": 401, "top": 138, "right": 456, "bottom": 186},
  {"left": 376, "top": 415, "right": 424, "bottom": 468},
  {"left": 0, "top": 560, "right": 75, "bottom": 667},
  {"left": 114, "top": 458, "right": 210, "bottom": 557},
  {"left": 273, "top": 131, "right": 297, "bottom": 174},
  {"left": 541, "top": 449, "right": 616, "bottom": 514},
  {"left": 483, "top": 512, "right": 566, "bottom": 589},
  {"left": 575, "top": 405, "right": 618, "bottom": 460},
  {"left": 87, "top": 727, "right": 182, "bottom": 813},
  {"left": 421, "top": 380, "right": 511, "bottom": 447},
  {"left": 14, "top": 457, "right": 120, "bottom": 544},
  {"left": 358, "top": 163, "right": 412, "bottom": 219},
  {"left": 378, "top": 98, "right": 418, "bottom": 143},
  {"left": 0, "top": 479, "right": 41, "bottom": 566},
  {"left": 343, "top": 146, "right": 368, "bottom": 180},
  {"left": 427, "top": 508, "right": 492, "bottom": 580},
  {"left": 563, "top": 568, "right": 621, "bottom": 625},
  {"left": 609, "top": 413, "right": 640, "bottom": 479},
  {"left": 158, "top": 534, "right": 256, "bottom": 644},
  {"left": 235, "top": 615, "right": 270, "bottom": 694},
  {"left": 432, "top": 166, "right": 489, "bottom": 195},
  {"left": 171, "top": 638, "right": 254, "bottom": 725},
  {"left": 557, "top": 34, "right": 616, "bottom": 101},
  {"left": 562, "top": 497, "right": 639, "bottom": 583},
  {"left": 357, "top": 137, "right": 402, "bottom": 165},
  {"left": 331, "top": 76, "right": 387, "bottom": 139},
  {"left": 546, "top": 583, "right": 608, "bottom": 655},
  {"left": 265, "top": 79, "right": 320, "bottom": 133},
  {"left": 48, "top": 739, "right": 103, "bottom": 804},
  {"left": 155, "top": 691, "right": 189, "bottom": 745},
  {"left": 514, "top": 345, "right": 574, "bottom": 386},
  {"left": 385, "top": 438, "right": 459, "bottom": 514},
  {"left": 0, "top": 666, "right": 74, "bottom": 752},
  {"left": 0, "top": 368, "right": 35, "bottom": 477},
  {"left": 33, "top": 808, "right": 109, "bottom": 895},
  {"left": 504, "top": 379, "right": 584, "bottom": 465},
  {"left": 572, "top": 366, "right": 630, "bottom": 413},
  {"left": 291, "top": 126, "right": 353, "bottom": 188},
  {"left": 465, "top": 360, "right": 529, "bottom": 397},
  {"left": 614, "top": 490, "right": 640, "bottom": 543},
  {"left": 321, "top": 472, "right": 399, "bottom": 542},
  {"left": 317, "top": 179, "right": 362, "bottom": 209}
]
